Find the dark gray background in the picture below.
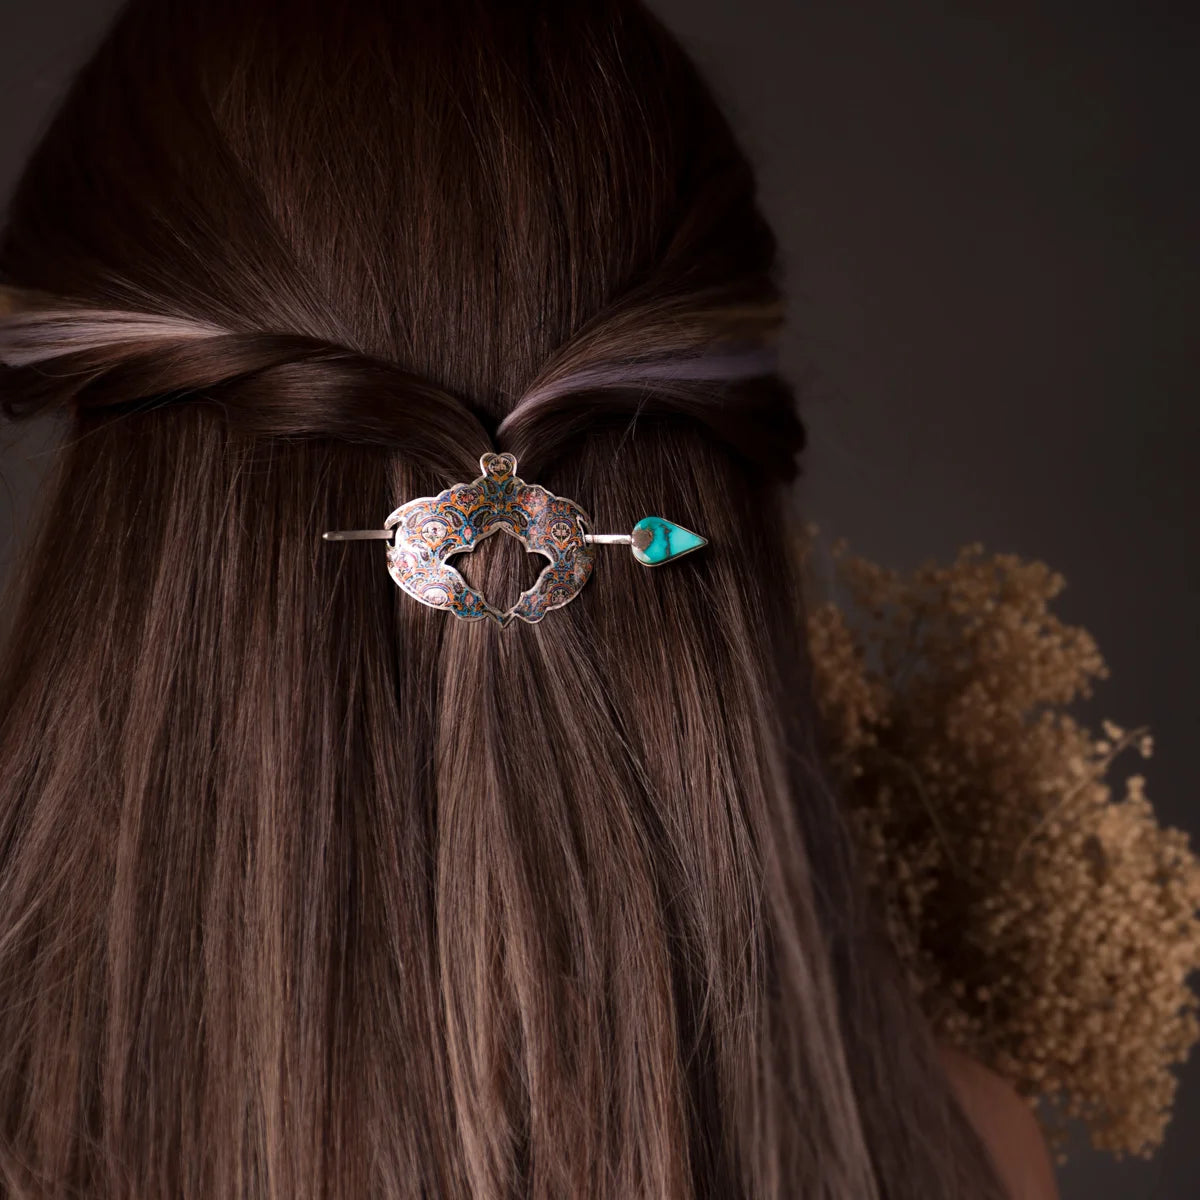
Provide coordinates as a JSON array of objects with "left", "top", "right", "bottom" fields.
[{"left": 1, "top": 2, "right": 1196, "bottom": 1196}]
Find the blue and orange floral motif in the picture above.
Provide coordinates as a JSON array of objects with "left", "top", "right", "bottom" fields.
[{"left": 383, "top": 452, "right": 595, "bottom": 627}]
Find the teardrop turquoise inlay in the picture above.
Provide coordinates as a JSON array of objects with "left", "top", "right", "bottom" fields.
[{"left": 630, "top": 516, "right": 708, "bottom": 566}]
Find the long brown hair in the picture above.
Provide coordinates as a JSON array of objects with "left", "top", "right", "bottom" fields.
[{"left": 0, "top": 0, "right": 1006, "bottom": 1195}]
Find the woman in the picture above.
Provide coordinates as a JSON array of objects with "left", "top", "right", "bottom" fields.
[{"left": 0, "top": 0, "right": 1056, "bottom": 1195}]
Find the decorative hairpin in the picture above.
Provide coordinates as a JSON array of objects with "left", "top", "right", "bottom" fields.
[{"left": 321, "top": 452, "right": 707, "bottom": 627}]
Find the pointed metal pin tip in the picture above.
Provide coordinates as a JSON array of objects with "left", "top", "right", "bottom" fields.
[{"left": 322, "top": 529, "right": 396, "bottom": 541}]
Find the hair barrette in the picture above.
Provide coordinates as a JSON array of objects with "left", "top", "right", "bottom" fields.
[{"left": 321, "top": 451, "right": 707, "bottom": 627}]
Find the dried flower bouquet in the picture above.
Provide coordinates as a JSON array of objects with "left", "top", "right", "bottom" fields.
[{"left": 803, "top": 535, "right": 1200, "bottom": 1158}]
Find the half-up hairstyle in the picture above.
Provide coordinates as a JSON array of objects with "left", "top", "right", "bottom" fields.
[{"left": 0, "top": 1, "right": 1007, "bottom": 1197}]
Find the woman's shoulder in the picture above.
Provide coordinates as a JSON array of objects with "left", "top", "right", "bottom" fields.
[{"left": 938, "top": 1044, "right": 1060, "bottom": 1200}]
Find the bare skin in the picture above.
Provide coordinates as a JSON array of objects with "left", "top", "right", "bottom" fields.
[{"left": 939, "top": 1044, "right": 1060, "bottom": 1200}]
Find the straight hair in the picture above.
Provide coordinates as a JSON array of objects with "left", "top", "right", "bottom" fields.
[{"left": 0, "top": 0, "right": 1007, "bottom": 1196}]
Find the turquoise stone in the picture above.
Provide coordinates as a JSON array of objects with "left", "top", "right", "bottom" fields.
[{"left": 630, "top": 516, "right": 707, "bottom": 566}]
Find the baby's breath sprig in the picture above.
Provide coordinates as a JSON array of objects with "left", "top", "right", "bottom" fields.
[{"left": 802, "top": 532, "right": 1200, "bottom": 1159}]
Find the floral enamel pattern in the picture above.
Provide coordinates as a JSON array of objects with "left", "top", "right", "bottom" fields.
[{"left": 383, "top": 452, "right": 595, "bottom": 626}]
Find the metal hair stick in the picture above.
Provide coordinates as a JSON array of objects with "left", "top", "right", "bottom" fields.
[{"left": 322, "top": 452, "right": 707, "bottom": 627}]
